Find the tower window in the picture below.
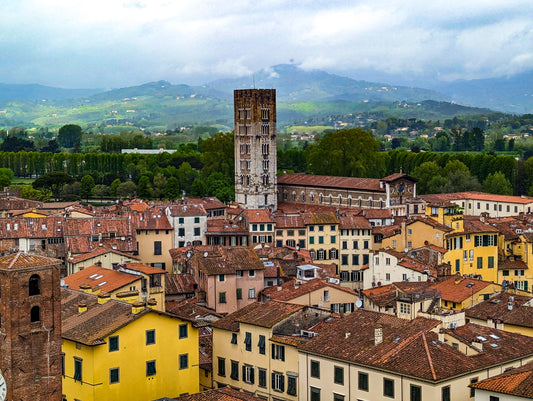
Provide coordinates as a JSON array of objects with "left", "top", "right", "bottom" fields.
[
  {"left": 261, "top": 108, "right": 269, "bottom": 120},
  {"left": 29, "top": 274, "right": 41, "bottom": 296},
  {"left": 30, "top": 305, "right": 40, "bottom": 322}
]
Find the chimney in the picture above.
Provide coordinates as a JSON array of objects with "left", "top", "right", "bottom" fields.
[
  {"left": 374, "top": 324, "right": 383, "bottom": 346},
  {"left": 132, "top": 301, "right": 145, "bottom": 314},
  {"left": 79, "top": 283, "right": 92, "bottom": 293},
  {"left": 78, "top": 302, "right": 87, "bottom": 314},
  {"left": 98, "top": 293, "right": 111, "bottom": 304},
  {"left": 438, "top": 329, "right": 445, "bottom": 342},
  {"left": 345, "top": 332, "right": 351, "bottom": 339},
  {"left": 147, "top": 298, "right": 157, "bottom": 309}
]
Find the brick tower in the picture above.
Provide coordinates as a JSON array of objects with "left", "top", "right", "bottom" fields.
[
  {"left": 0, "top": 252, "right": 62, "bottom": 401},
  {"left": 234, "top": 89, "right": 277, "bottom": 210}
]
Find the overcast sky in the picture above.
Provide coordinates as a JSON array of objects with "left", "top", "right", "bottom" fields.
[{"left": 2, "top": 0, "right": 533, "bottom": 88}]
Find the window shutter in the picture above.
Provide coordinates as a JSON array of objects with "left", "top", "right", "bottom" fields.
[
  {"left": 271, "top": 344, "right": 275, "bottom": 358},
  {"left": 272, "top": 372, "right": 275, "bottom": 388},
  {"left": 281, "top": 346, "right": 285, "bottom": 361},
  {"left": 280, "top": 375, "right": 285, "bottom": 392},
  {"left": 242, "top": 365, "right": 246, "bottom": 381},
  {"left": 250, "top": 367, "right": 255, "bottom": 384}
]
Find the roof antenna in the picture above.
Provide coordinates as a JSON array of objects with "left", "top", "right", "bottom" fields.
[{"left": 253, "top": 74, "right": 256, "bottom": 89}]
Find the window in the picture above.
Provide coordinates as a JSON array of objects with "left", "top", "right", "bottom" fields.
[
  {"left": 109, "top": 367, "right": 119, "bottom": 384},
  {"left": 230, "top": 360, "right": 239, "bottom": 380},
  {"left": 488, "top": 256, "right": 494, "bottom": 268},
  {"left": 146, "top": 329, "right": 155, "bottom": 345},
  {"left": 219, "top": 274, "right": 225, "bottom": 282},
  {"left": 310, "top": 387, "right": 320, "bottom": 401},
  {"left": 272, "top": 344, "right": 285, "bottom": 361},
  {"left": 278, "top": 374, "right": 293, "bottom": 395},
  {"left": 258, "top": 368, "right": 267, "bottom": 387},
  {"left": 442, "top": 386, "right": 450, "bottom": 401},
  {"left": 194, "top": 217, "right": 200, "bottom": 224},
  {"left": 310, "top": 360, "right": 320, "bottom": 378},
  {"left": 146, "top": 360, "right": 156, "bottom": 376},
  {"left": 30, "top": 305, "right": 40, "bottom": 322},
  {"left": 333, "top": 395, "right": 345, "bottom": 401},
  {"left": 358, "top": 372, "right": 369, "bottom": 391},
  {"left": 179, "top": 324, "right": 188, "bottom": 339},
  {"left": 334, "top": 366, "right": 344, "bottom": 385},
  {"left": 399, "top": 303, "right": 411, "bottom": 314},
  {"left": 74, "top": 358, "right": 82, "bottom": 382},
  {"left": 244, "top": 332, "right": 252, "bottom": 351},
  {"left": 489, "top": 396, "right": 499, "bottom": 401},
  {"left": 178, "top": 217, "right": 184, "bottom": 224},
  {"left": 154, "top": 241, "right": 162, "bottom": 255},
  {"left": 219, "top": 292, "right": 226, "bottom": 303},
  {"left": 231, "top": 333, "right": 237, "bottom": 344},
  {"left": 410, "top": 385, "right": 421, "bottom": 401},
  {"left": 218, "top": 357, "right": 226, "bottom": 376},
  {"left": 342, "top": 241, "right": 348, "bottom": 249},
  {"left": 109, "top": 336, "right": 119, "bottom": 352},
  {"left": 470, "top": 378, "right": 478, "bottom": 397},
  {"left": 194, "top": 227, "right": 200, "bottom": 236},
  {"left": 258, "top": 335, "right": 266, "bottom": 354},
  {"left": 341, "top": 254, "right": 348, "bottom": 265},
  {"left": 477, "top": 257, "right": 483, "bottom": 269},
  {"left": 243, "top": 365, "right": 254, "bottom": 384},
  {"left": 249, "top": 270, "right": 255, "bottom": 277},
  {"left": 272, "top": 372, "right": 285, "bottom": 392},
  {"left": 324, "top": 290, "right": 330, "bottom": 302},
  {"left": 236, "top": 288, "right": 242, "bottom": 300},
  {"left": 384, "top": 378, "right": 394, "bottom": 398},
  {"left": 249, "top": 288, "right": 256, "bottom": 299},
  {"left": 29, "top": 274, "right": 41, "bottom": 296},
  {"left": 179, "top": 353, "right": 189, "bottom": 369}
]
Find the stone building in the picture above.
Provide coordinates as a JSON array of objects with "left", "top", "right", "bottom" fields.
[{"left": 234, "top": 89, "right": 277, "bottom": 211}]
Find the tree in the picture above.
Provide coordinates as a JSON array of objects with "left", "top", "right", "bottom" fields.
[
  {"left": 79, "top": 175, "right": 95, "bottom": 201},
  {"left": 164, "top": 176, "right": 180, "bottom": 199},
  {"left": 136, "top": 175, "right": 153, "bottom": 199},
  {"left": 412, "top": 161, "right": 442, "bottom": 194},
  {"left": 32, "top": 172, "right": 75, "bottom": 201},
  {"left": 483, "top": 172, "right": 513, "bottom": 195},
  {"left": 199, "top": 131, "right": 234, "bottom": 179},
  {"left": 306, "top": 128, "right": 383, "bottom": 177},
  {"left": 0, "top": 136, "right": 34, "bottom": 152},
  {"left": 116, "top": 181, "right": 137, "bottom": 198},
  {"left": 110, "top": 179, "right": 121, "bottom": 197},
  {"left": 152, "top": 173, "right": 167, "bottom": 199},
  {"left": 92, "top": 184, "right": 110, "bottom": 200},
  {"left": 57, "top": 124, "right": 83, "bottom": 148}
]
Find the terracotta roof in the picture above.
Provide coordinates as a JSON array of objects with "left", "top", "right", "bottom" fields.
[
  {"left": 165, "top": 273, "right": 197, "bottom": 295},
  {"left": 10, "top": 208, "right": 50, "bottom": 217},
  {"left": 166, "top": 203, "right": 208, "bottom": 217},
  {"left": 278, "top": 173, "right": 384, "bottom": 192},
  {"left": 184, "top": 197, "right": 226, "bottom": 211},
  {"left": 212, "top": 300, "right": 304, "bottom": 332},
  {"left": 166, "top": 297, "right": 223, "bottom": 322},
  {"left": 0, "top": 216, "right": 65, "bottom": 239},
  {"left": 0, "top": 196, "right": 42, "bottom": 211},
  {"left": 68, "top": 245, "right": 139, "bottom": 264},
  {"left": 61, "top": 288, "right": 99, "bottom": 320},
  {"left": 465, "top": 292, "right": 533, "bottom": 328},
  {"left": 469, "top": 360, "right": 533, "bottom": 398},
  {"left": 362, "top": 284, "right": 398, "bottom": 308},
  {"left": 262, "top": 278, "right": 357, "bottom": 302},
  {"left": 130, "top": 210, "right": 173, "bottom": 230},
  {"left": 421, "top": 192, "right": 533, "bottom": 205},
  {"left": 300, "top": 309, "right": 533, "bottom": 381},
  {"left": 432, "top": 276, "right": 495, "bottom": 303},
  {"left": 498, "top": 258, "right": 528, "bottom": 271},
  {"left": 407, "top": 216, "right": 453, "bottom": 232},
  {"left": 0, "top": 252, "right": 61, "bottom": 269},
  {"left": 381, "top": 173, "right": 418, "bottom": 183},
  {"left": 62, "top": 265, "right": 138, "bottom": 293},
  {"left": 176, "top": 387, "right": 264, "bottom": 401},
  {"left": 121, "top": 263, "right": 166, "bottom": 275},
  {"left": 301, "top": 212, "right": 338, "bottom": 225},
  {"left": 338, "top": 214, "right": 372, "bottom": 229},
  {"left": 191, "top": 246, "right": 265, "bottom": 275},
  {"left": 245, "top": 209, "right": 273, "bottom": 224},
  {"left": 272, "top": 214, "right": 305, "bottom": 228},
  {"left": 362, "top": 209, "right": 393, "bottom": 219},
  {"left": 61, "top": 288, "right": 149, "bottom": 345},
  {"left": 206, "top": 218, "right": 248, "bottom": 234}
]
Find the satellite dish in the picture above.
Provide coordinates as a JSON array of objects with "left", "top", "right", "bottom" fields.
[
  {"left": 186, "top": 252, "right": 191, "bottom": 258},
  {"left": 60, "top": 279, "right": 66, "bottom": 287},
  {"left": 203, "top": 252, "right": 208, "bottom": 258},
  {"left": 356, "top": 300, "right": 363, "bottom": 308}
]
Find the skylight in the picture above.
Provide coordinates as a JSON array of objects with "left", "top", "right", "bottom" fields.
[{"left": 476, "top": 336, "right": 487, "bottom": 342}]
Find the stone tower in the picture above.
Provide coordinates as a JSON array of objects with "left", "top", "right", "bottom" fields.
[
  {"left": 234, "top": 89, "right": 277, "bottom": 210},
  {"left": 0, "top": 252, "right": 63, "bottom": 401}
]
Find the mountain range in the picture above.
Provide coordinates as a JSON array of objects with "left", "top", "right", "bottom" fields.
[{"left": 0, "top": 64, "right": 529, "bottom": 130}]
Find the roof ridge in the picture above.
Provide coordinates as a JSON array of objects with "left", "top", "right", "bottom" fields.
[{"left": 421, "top": 332, "right": 437, "bottom": 380}]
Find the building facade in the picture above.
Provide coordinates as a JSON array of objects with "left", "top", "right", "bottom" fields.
[{"left": 234, "top": 89, "right": 277, "bottom": 210}]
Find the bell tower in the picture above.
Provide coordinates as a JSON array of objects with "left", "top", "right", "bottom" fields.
[
  {"left": 0, "top": 252, "right": 62, "bottom": 401},
  {"left": 234, "top": 89, "right": 277, "bottom": 210}
]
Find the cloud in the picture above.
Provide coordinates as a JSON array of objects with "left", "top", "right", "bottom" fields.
[{"left": 1, "top": 0, "right": 532, "bottom": 87}]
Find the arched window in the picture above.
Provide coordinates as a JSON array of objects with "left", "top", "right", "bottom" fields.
[
  {"left": 292, "top": 192, "right": 296, "bottom": 201},
  {"left": 329, "top": 195, "right": 332, "bottom": 204},
  {"left": 309, "top": 250, "right": 316, "bottom": 260},
  {"left": 317, "top": 249, "right": 326, "bottom": 260},
  {"left": 301, "top": 192, "right": 306, "bottom": 202},
  {"left": 30, "top": 305, "right": 40, "bottom": 322},
  {"left": 319, "top": 194, "right": 323, "bottom": 204},
  {"left": 329, "top": 249, "right": 338, "bottom": 259},
  {"left": 348, "top": 196, "right": 352, "bottom": 207},
  {"left": 338, "top": 195, "right": 342, "bottom": 205},
  {"left": 29, "top": 274, "right": 41, "bottom": 296},
  {"left": 310, "top": 193, "right": 315, "bottom": 202}
]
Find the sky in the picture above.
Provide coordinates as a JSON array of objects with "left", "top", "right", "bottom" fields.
[{"left": 2, "top": 0, "right": 533, "bottom": 89}]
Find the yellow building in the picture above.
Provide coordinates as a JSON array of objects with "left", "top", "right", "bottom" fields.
[
  {"left": 433, "top": 276, "right": 502, "bottom": 311},
  {"left": 66, "top": 245, "right": 140, "bottom": 275},
  {"left": 211, "top": 300, "right": 331, "bottom": 401},
  {"left": 62, "top": 288, "right": 198, "bottom": 401},
  {"left": 132, "top": 210, "right": 174, "bottom": 272},
  {"left": 302, "top": 212, "right": 340, "bottom": 265},
  {"left": 444, "top": 217, "right": 499, "bottom": 283},
  {"left": 382, "top": 216, "right": 451, "bottom": 252}
]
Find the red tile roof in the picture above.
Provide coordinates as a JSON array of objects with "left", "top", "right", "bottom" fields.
[
  {"left": 62, "top": 264, "right": 138, "bottom": 293},
  {"left": 67, "top": 245, "right": 139, "bottom": 264},
  {"left": 176, "top": 387, "right": 264, "bottom": 401},
  {"left": 432, "top": 276, "right": 495, "bottom": 303},
  {"left": 0, "top": 252, "right": 61, "bottom": 269},
  {"left": 470, "top": 360, "right": 533, "bottom": 398},
  {"left": 262, "top": 278, "right": 357, "bottom": 302},
  {"left": 465, "top": 292, "right": 533, "bottom": 328},
  {"left": 278, "top": 173, "right": 384, "bottom": 192},
  {"left": 245, "top": 209, "right": 273, "bottom": 223},
  {"left": 421, "top": 192, "right": 533, "bottom": 205}
]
